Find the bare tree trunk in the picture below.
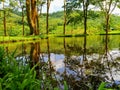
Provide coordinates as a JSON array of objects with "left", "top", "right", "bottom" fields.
[
  {"left": 3, "top": 10, "right": 6, "bottom": 36},
  {"left": 36, "top": 6, "right": 39, "bottom": 34},
  {"left": 83, "top": 0, "right": 88, "bottom": 35},
  {"left": 26, "top": 0, "right": 33, "bottom": 35},
  {"left": 46, "top": 0, "right": 49, "bottom": 34},
  {"left": 3, "top": 2, "right": 6, "bottom": 36},
  {"left": 26, "top": 0, "right": 38, "bottom": 35},
  {"left": 31, "top": 0, "right": 37, "bottom": 35},
  {"left": 63, "top": 0, "right": 66, "bottom": 35},
  {"left": 22, "top": 7, "right": 24, "bottom": 36}
]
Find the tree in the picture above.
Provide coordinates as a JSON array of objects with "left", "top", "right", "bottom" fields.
[
  {"left": 26, "top": 0, "right": 39, "bottom": 35},
  {"left": 63, "top": 0, "right": 66, "bottom": 35},
  {"left": 67, "top": 10, "right": 82, "bottom": 34},
  {"left": 46, "top": 0, "right": 53, "bottom": 34},
  {"left": 95, "top": 0, "right": 119, "bottom": 34},
  {"left": 36, "top": 0, "right": 46, "bottom": 34},
  {"left": 66, "top": 0, "right": 90, "bottom": 34},
  {"left": 18, "top": 0, "right": 25, "bottom": 36},
  {"left": 3, "top": 0, "right": 6, "bottom": 36},
  {"left": 0, "top": 0, "right": 7, "bottom": 36},
  {"left": 83, "top": 0, "right": 89, "bottom": 35}
]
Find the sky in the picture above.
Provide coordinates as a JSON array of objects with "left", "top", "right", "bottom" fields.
[
  {"left": 42, "top": 0, "right": 64, "bottom": 13},
  {"left": 0, "top": 0, "right": 120, "bottom": 15},
  {"left": 42, "top": 0, "right": 120, "bottom": 15}
]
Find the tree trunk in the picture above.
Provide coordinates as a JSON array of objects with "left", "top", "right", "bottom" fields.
[
  {"left": 63, "top": 0, "right": 66, "bottom": 35},
  {"left": 46, "top": 0, "right": 49, "bottom": 34},
  {"left": 46, "top": 0, "right": 51, "bottom": 35},
  {"left": 3, "top": 10, "right": 6, "bottom": 36},
  {"left": 36, "top": 8, "right": 39, "bottom": 35},
  {"left": 83, "top": 0, "right": 88, "bottom": 35},
  {"left": 26, "top": 0, "right": 38, "bottom": 35},
  {"left": 22, "top": 7, "right": 24, "bottom": 36},
  {"left": 3, "top": 2, "right": 6, "bottom": 36}
]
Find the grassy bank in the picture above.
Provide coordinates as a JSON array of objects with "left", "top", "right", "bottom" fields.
[
  {"left": 0, "top": 30, "right": 120, "bottom": 43},
  {"left": 99, "top": 30, "right": 120, "bottom": 35},
  {"left": 0, "top": 36, "right": 41, "bottom": 43}
]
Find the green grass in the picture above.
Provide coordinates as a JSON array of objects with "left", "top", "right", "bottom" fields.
[
  {"left": 0, "top": 36, "right": 41, "bottom": 42},
  {"left": 1, "top": 11, "right": 120, "bottom": 36},
  {"left": 99, "top": 30, "right": 120, "bottom": 35}
]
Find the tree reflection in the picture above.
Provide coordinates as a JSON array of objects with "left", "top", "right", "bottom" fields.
[
  {"left": 59, "top": 35, "right": 120, "bottom": 89},
  {"left": 47, "top": 38, "right": 53, "bottom": 77},
  {"left": 46, "top": 38, "right": 57, "bottom": 88},
  {"left": 30, "top": 42, "right": 40, "bottom": 77},
  {"left": 83, "top": 36, "right": 87, "bottom": 61},
  {"left": 102, "top": 35, "right": 120, "bottom": 86}
]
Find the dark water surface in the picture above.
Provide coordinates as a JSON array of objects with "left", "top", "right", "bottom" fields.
[{"left": 2, "top": 35, "right": 120, "bottom": 89}]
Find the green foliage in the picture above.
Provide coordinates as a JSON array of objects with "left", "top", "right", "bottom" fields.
[
  {"left": 98, "top": 82, "right": 107, "bottom": 90},
  {"left": 0, "top": 10, "right": 120, "bottom": 36},
  {"left": 0, "top": 47, "right": 41, "bottom": 90},
  {"left": 0, "top": 47, "right": 70, "bottom": 90},
  {"left": 0, "top": 47, "right": 4, "bottom": 60},
  {"left": 64, "top": 81, "right": 68, "bottom": 90},
  {"left": 67, "top": 10, "right": 82, "bottom": 25}
]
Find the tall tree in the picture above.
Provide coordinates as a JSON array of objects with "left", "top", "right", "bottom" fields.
[
  {"left": 18, "top": 0, "right": 25, "bottom": 36},
  {"left": 0, "top": 0, "right": 7, "bottom": 36},
  {"left": 46, "top": 0, "right": 53, "bottom": 34},
  {"left": 36, "top": 0, "right": 46, "bottom": 34},
  {"left": 96, "top": 0, "right": 119, "bottom": 34},
  {"left": 83, "top": 0, "right": 89, "bottom": 35},
  {"left": 26, "top": 0, "right": 39, "bottom": 35},
  {"left": 3, "top": 0, "right": 6, "bottom": 36},
  {"left": 66, "top": 0, "right": 90, "bottom": 34},
  {"left": 63, "top": 0, "right": 66, "bottom": 35}
]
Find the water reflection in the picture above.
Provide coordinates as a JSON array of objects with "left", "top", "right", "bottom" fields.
[
  {"left": 101, "top": 35, "right": 120, "bottom": 86},
  {"left": 15, "top": 35, "right": 120, "bottom": 89},
  {"left": 30, "top": 42, "right": 40, "bottom": 77}
]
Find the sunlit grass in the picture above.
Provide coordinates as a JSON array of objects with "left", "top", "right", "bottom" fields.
[
  {"left": 0, "top": 36, "right": 41, "bottom": 42},
  {"left": 99, "top": 30, "right": 120, "bottom": 35}
]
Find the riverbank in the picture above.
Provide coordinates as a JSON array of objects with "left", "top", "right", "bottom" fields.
[
  {"left": 0, "top": 36, "right": 41, "bottom": 43},
  {"left": 0, "top": 30, "right": 120, "bottom": 43}
]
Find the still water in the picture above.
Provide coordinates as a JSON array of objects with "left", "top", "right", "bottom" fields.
[{"left": 2, "top": 35, "right": 120, "bottom": 89}]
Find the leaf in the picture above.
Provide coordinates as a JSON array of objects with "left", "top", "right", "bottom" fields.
[
  {"left": 98, "top": 82, "right": 106, "bottom": 90},
  {"left": 11, "top": 47, "right": 18, "bottom": 57},
  {"left": 64, "top": 81, "right": 68, "bottom": 90},
  {"left": 21, "top": 79, "right": 29, "bottom": 89},
  {"left": 0, "top": 79, "right": 2, "bottom": 90},
  {"left": 54, "top": 87, "right": 59, "bottom": 90}
]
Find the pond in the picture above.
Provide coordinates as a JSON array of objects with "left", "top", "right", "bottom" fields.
[{"left": 1, "top": 35, "right": 120, "bottom": 89}]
